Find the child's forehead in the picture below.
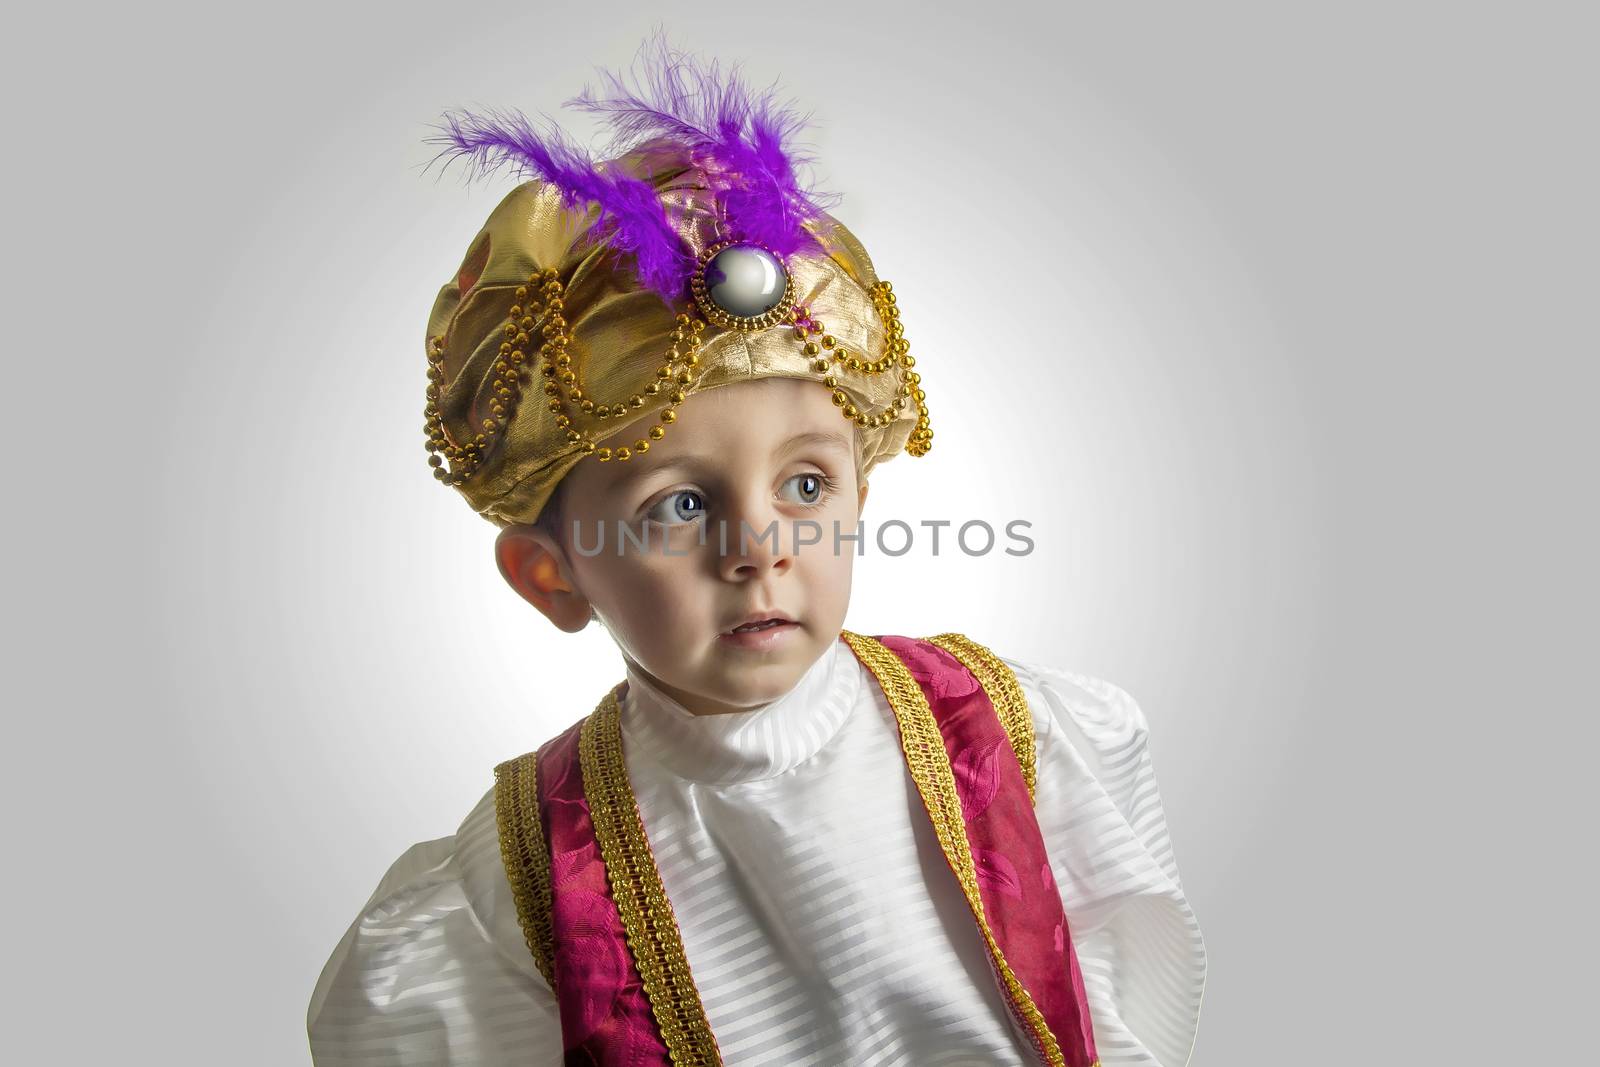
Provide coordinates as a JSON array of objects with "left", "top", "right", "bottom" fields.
[
  {"left": 639, "top": 379, "right": 851, "bottom": 456},
  {"left": 561, "top": 408, "right": 859, "bottom": 506},
  {"left": 606, "top": 426, "right": 854, "bottom": 487}
]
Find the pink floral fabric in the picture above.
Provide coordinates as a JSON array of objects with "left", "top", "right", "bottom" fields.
[
  {"left": 532, "top": 636, "right": 1098, "bottom": 1066},
  {"left": 875, "top": 635, "right": 1100, "bottom": 1067},
  {"left": 537, "top": 720, "right": 671, "bottom": 1065}
]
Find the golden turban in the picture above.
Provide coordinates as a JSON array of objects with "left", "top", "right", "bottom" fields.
[{"left": 422, "top": 139, "right": 930, "bottom": 529}]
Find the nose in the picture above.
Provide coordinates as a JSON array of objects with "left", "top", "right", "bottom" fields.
[{"left": 715, "top": 493, "right": 794, "bottom": 582}]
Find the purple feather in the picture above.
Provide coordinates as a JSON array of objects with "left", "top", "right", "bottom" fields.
[
  {"left": 423, "top": 104, "right": 695, "bottom": 299},
  {"left": 567, "top": 30, "right": 840, "bottom": 257},
  {"left": 422, "top": 28, "right": 839, "bottom": 303}
]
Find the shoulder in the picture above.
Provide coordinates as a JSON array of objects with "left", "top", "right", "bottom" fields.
[
  {"left": 334, "top": 785, "right": 517, "bottom": 942},
  {"left": 306, "top": 786, "right": 557, "bottom": 1058},
  {"left": 494, "top": 714, "right": 587, "bottom": 778},
  {"left": 954, "top": 638, "right": 1208, "bottom": 1062},
  {"left": 978, "top": 640, "right": 1193, "bottom": 891},
  {"left": 914, "top": 631, "right": 1150, "bottom": 755},
  {"left": 989, "top": 643, "right": 1157, "bottom": 811},
  {"left": 996, "top": 651, "right": 1151, "bottom": 761},
  {"left": 453, "top": 783, "right": 542, "bottom": 977}
]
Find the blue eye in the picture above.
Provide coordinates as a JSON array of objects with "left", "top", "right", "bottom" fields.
[
  {"left": 644, "top": 489, "right": 707, "bottom": 526},
  {"left": 781, "top": 472, "right": 835, "bottom": 506}
]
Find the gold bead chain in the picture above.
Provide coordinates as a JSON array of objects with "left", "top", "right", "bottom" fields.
[
  {"left": 425, "top": 267, "right": 707, "bottom": 480},
  {"left": 426, "top": 271, "right": 932, "bottom": 487},
  {"left": 784, "top": 279, "right": 932, "bottom": 456},
  {"left": 534, "top": 277, "right": 707, "bottom": 465}
]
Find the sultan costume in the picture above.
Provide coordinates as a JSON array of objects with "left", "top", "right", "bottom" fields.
[{"left": 307, "top": 35, "right": 1207, "bottom": 1065}]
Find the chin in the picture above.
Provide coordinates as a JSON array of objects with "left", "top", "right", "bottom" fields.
[{"left": 704, "top": 661, "right": 808, "bottom": 706}]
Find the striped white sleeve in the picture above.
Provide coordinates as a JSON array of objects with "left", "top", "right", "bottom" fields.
[
  {"left": 306, "top": 788, "right": 562, "bottom": 1065},
  {"left": 1002, "top": 656, "right": 1209, "bottom": 1067}
]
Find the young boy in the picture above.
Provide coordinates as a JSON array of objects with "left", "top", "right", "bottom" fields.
[{"left": 307, "top": 41, "right": 1206, "bottom": 1066}]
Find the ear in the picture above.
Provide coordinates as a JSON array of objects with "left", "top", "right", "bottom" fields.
[
  {"left": 857, "top": 476, "right": 870, "bottom": 518},
  {"left": 495, "top": 524, "right": 594, "bottom": 633}
]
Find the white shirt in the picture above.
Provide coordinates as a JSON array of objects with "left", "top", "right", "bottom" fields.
[{"left": 307, "top": 636, "right": 1207, "bottom": 1065}]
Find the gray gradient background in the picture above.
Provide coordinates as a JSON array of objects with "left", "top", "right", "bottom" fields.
[{"left": 6, "top": 1, "right": 1593, "bottom": 1063}]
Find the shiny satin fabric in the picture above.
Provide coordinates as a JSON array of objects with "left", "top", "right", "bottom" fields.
[
  {"left": 516, "top": 633, "right": 1100, "bottom": 1066},
  {"left": 424, "top": 138, "right": 918, "bottom": 529},
  {"left": 306, "top": 637, "right": 1209, "bottom": 1065}
]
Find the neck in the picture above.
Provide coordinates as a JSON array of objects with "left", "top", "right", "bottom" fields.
[
  {"left": 617, "top": 637, "right": 857, "bottom": 784},
  {"left": 621, "top": 656, "right": 795, "bottom": 716}
]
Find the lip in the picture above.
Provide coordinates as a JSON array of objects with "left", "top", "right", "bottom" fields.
[
  {"left": 721, "top": 610, "right": 796, "bottom": 635},
  {"left": 717, "top": 612, "right": 801, "bottom": 651}
]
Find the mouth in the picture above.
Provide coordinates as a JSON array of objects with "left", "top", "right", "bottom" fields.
[
  {"left": 717, "top": 613, "right": 801, "bottom": 649},
  {"left": 720, "top": 612, "right": 797, "bottom": 636}
]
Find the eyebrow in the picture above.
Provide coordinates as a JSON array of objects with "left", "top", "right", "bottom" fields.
[
  {"left": 774, "top": 429, "right": 855, "bottom": 460},
  {"left": 611, "top": 429, "right": 855, "bottom": 493}
]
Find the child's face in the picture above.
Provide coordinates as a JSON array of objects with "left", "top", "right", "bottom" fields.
[{"left": 498, "top": 376, "right": 869, "bottom": 716}]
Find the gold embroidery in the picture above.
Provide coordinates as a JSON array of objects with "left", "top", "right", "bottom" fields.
[
  {"left": 492, "top": 750, "right": 558, "bottom": 992},
  {"left": 926, "top": 632, "right": 1038, "bottom": 805},
  {"left": 839, "top": 630, "right": 1069, "bottom": 1067},
  {"left": 495, "top": 639, "right": 1088, "bottom": 1066},
  {"left": 582, "top": 684, "right": 724, "bottom": 1065}
]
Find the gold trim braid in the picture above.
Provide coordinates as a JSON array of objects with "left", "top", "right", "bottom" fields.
[
  {"left": 581, "top": 686, "right": 723, "bottom": 1066},
  {"left": 840, "top": 630, "right": 1068, "bottom": 1067},
  {"left": 927, "top": 633, "right": 1038, "bottom": 805},
  {"left": 492, "top": 750, "right": 558, "bottom": 992}
]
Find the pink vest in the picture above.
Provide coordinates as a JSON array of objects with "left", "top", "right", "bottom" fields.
[{"left": 493, "top": 631, "right": 1101, "bottom": 1066}]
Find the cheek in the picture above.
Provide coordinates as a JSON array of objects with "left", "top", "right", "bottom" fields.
[
  {"left": 803, "top": 494, "right": 860, "bottom": 588},
  {"left": 570, "top": 544, "right": 710, "bottom": 626}
]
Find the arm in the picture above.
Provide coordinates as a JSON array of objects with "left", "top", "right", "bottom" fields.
[
  {"left": 306, "top": 791, "right": 563, "bottom": 1065},
  {"left": 1003, "top": 657, "right": 1208, "bottom": 1067}
]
